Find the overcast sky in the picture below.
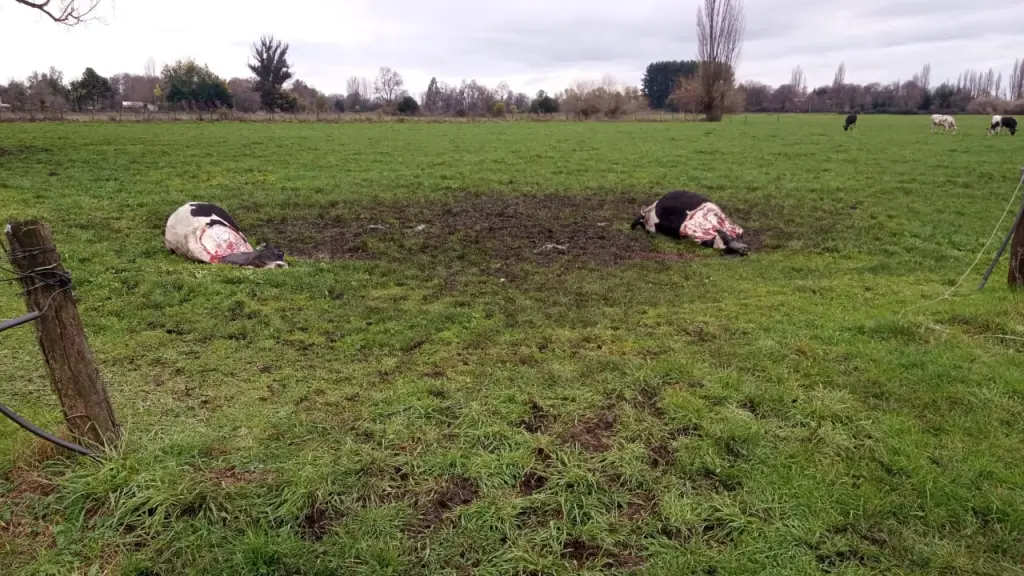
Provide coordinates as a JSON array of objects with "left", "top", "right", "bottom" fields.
[{"left": 1, "top": 0, "right": 1021, "bottom": 96}]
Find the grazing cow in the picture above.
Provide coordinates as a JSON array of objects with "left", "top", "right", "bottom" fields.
[
  {"left": 989, "top": 115, "right": 1003, "bottom": 135},
  {"left": 843, "top": 113, "right": 857, "bottom": 131},
  {"left": 164, "top": 202, "right": 287, "bottom": 268},
  {"left": 930, "top": 114, "right": 957, "bottom": 133},
  {"left": 990, "top": 115, "right": 1017, "bottom": 136},
  {"left": 631, "top": 190, "right": 748, "bottom": 256}
]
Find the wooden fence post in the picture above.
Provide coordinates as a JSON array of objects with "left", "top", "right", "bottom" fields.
[
  {"left": 1009, "top": 166, "right": 1024, "bottom": 287},
  {"left": 4, "top": 221, "right": 121, "bottom": 448}
]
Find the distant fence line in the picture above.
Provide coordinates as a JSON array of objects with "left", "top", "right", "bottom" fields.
[
  {"left": 0, "top": 108, "right": 709, "bottom": 123},
  {"left": 0, "top": 107, "right": 999, "bottom": 124}
]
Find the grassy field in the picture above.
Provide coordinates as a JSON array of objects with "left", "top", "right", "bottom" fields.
[{"left": 2, "top": 114, "right": 1024, "bottom": 575}]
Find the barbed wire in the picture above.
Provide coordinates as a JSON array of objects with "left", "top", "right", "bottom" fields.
[
  {"left": 0, "top": 234, "right": 100, "bottom": 461},
  {"left": 0, "top": 239, "right": 74, "bottom": 322}
]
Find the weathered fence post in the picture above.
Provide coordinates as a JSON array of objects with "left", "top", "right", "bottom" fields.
[
  {"left": 4, "top": 221, "right": 121, "bottom": 448},
  {"left": 1009, "top": 166, "right": 1024, "bottom": 287},
  {"left": 978, "top": 166, "right": 1024, "bottom": 290}
]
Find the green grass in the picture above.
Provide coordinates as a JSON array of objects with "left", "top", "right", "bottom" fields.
[{"left": 2, "top": 114, "right": 1024, "bottom": 575}]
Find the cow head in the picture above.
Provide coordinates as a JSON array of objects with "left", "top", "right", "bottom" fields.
[
  {"left": 218, "top": 243, "right": 288, "bottom": 269},
  {"left": 631, "top": 202, "right": 658, "bottom": 233},
  {"left": 715, "top": 229, "right": 748, "bottom": 257}
]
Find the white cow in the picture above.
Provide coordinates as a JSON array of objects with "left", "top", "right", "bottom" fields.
[
  {"left": 930, "top": 114, "right": 957, "bottom": 133},
  {"left": 164, "top": 202, "right": 287, "bottom": 269}
]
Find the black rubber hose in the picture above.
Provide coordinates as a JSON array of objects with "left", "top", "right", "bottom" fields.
[
  {"left": 0, "top": 311, "right": 41, "bottom": 333},
  {"left": 0, "top": 402, "right": 100, "bottom": 462}
]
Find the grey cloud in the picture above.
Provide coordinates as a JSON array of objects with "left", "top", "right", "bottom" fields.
[
  {"left": 58, "top": 0, "right": 1017, "bottom": 94},
  {"left": 742, "top": 9, "right": 1017, "bottom": 63},
  {"left": 854, "top": 0, "right": 1010, "bottom": 19},
  {"left": 345, "top": 0, "right": 1023, "bottom": 87}
]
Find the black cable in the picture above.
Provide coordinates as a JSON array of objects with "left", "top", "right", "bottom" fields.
[
  {"left": 0, "top": 311, "right": 41, "bottom": 333},
  {"left": 0, "top": 304, "right": 101, "bottom": 462},
  {"left": 0, "top": 401, "right": 101, "bottom": 462}
]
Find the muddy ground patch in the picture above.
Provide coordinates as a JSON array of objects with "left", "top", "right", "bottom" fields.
[{"left": 253, "top": 193, "right": 771, "bottom": 269}]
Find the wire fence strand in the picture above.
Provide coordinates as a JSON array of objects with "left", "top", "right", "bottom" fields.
[{"left": 899, "top": 172, "right": 1024, "bottom": 318}]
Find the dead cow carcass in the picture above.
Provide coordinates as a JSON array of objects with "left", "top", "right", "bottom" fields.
[
  {"left": 631, "top": 190, "right": 748, "bottom": 256},
  {"left": 164, "top": 202, "right": 287, "bottom": 268}
]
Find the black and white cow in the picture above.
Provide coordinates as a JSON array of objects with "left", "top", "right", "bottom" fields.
[
  {"left": 164, "top": 202, "right": 287, "bottom": 268},
  {"left": 843, "top": 113, "right": 857, "bottom": 131},
  {"left": 631, "top": 190, "right": 749, "bottom": 256},
  {"left": 989, "top": 115, "right": 1017, "bottom": 136},
  {"left": 988, "top": 115, "right": 1002, "bottom": 135}
]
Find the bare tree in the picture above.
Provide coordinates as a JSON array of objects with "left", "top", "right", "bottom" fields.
[
  {"left": 957, "top": 69, "right": 980, "bottom": 98},
  {"left": 494, "top": 81, "right": 513, "bottom": 104},
  {"left": 982, "top": 68, "right": 996, "bottom": 97},
  {"left": 919, "top": 64, "right": 930, "bottom": 91},
  {"left": 344, "top": 76, "right": 372, "bottom": 110},
  {"left": 790, "top": 66, "right": 806, "bottom": 95},
  {"left": 345, "top": 76, "right": 364, "bottom": 98},
  {"left": 832, "top": 62, "right": 846, "bottom": 87},
  {"left": 1010, "top": 58, "right": 1024, "bottom": 101},
  {"left": 673, "top": 75, "right": 701, "bottom": 115},
  {"left": 599, "top": 74, "right": 620, "bottom": 92},
  {"left": 144, "top": 58, "right": 157, "bottom": 79},
  {"left": 373, "top": 67, "right": 404, "bottom": 105},
  {"left": 562, "top": 79, "right": 596, "bottom": 118},
  {"left": 13, "top": 0, "right": 99, "bottom": 25},
  {"left": 695, "top": 0, "right": 745, "bottom": 121}
]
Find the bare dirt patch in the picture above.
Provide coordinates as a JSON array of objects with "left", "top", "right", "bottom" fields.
[
  {"left": 3, "top": 464, "right": 57, "bottom": 500},
  {"left": 690, "top": 467, "right": 742, "bottom": 493},
  {"left": 563, "top": 412, "right": 617, "bottom": 453},
  {"left": 0, "top": 145, "right": 50, "bottom": 157},
  {"left": 207, "top": 465, "right": 267, "bottom": 487},
  {"left": 300, "top": 502, "right": 339, "bottom": 542},
  {"left": 254, "top": 193, "right": 768, "bottom": 269},
  {"left": 673, "top": 424, "right": 702, "bottom": 438},
  {"left": 648, "top": 442, "right": 676, "bottom": 468},
  {"left": 561, "top": 539, "right": 645, "bottom": 570},
  {"left": 621, "top": 492, "right": 657, "bottom": 522},
  {"left": 417, "top": 475, "right": 478, "bottom": 530},
  {"left": 0, "top": 466, "right": 58, "bottom": 549},
  {"left": 520, "top": 399, "right": 554, "bottom": 434},
  {"left": 518, "top": 470, "right": 549, "bottom": 496},
  {"left": 562, "top": 539, "right": 601, "bottom": 567},
  {"left": 815, "top": 547, "right": 880, "bottom": 573}
]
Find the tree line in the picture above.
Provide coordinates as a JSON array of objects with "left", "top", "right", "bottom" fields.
[{"left": 3, "top": 17, "right": 1024, "bottom": 118}]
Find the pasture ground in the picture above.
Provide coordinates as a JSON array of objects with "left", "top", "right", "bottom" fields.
[{"left": 2, "top": 115, "right": 1024, "bottom": 575}]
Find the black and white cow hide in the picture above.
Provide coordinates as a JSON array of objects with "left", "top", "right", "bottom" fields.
[
  {"left": 631, "top": 190, "right": 749, "bottom": 256},
  {"left": 998, "top": 116, "right": 1017, "bottom": 136},
  {"left": 844, "top": 113, "right": 857, "bottom": 131},
  {"left": 164, "top": 202, "right": 287, "bottom": 269}
]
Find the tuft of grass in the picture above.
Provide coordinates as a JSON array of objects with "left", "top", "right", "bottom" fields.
[{"left": 3, "top": 114, "right": 1024, "bottom": 574}]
